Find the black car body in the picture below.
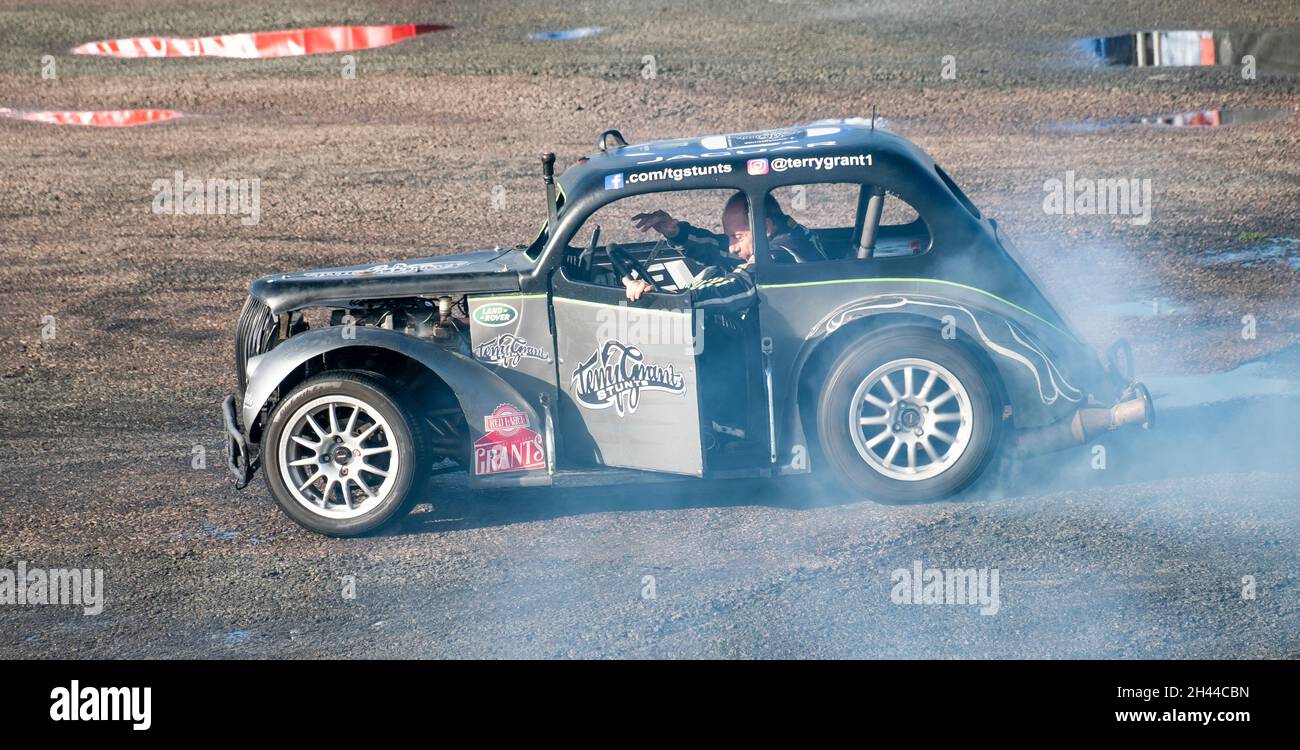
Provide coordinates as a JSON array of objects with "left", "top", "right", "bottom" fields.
[{"left": 224, "top": 119, "right": 1152, "bottom": 536}]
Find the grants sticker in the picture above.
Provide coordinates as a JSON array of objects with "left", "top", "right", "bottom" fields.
[{"left": 473, "top": 403, "right": 545, "bottom": 476}]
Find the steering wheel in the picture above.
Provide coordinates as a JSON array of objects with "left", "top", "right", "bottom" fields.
[{"left": 606, "top": 243, "right": 653, "bottom": 287}]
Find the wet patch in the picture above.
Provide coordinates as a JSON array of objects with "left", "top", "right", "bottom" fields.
[
  {"left": 72, "top": 24, "right": 450, "bottom": 59},
  {"left": 1103, "top": 298, "right": 1192, "bottom": 318},
  {"left": 1128, "top": 108, "right": 1293, "bottom": 128},
  {"left": 1139, "top": 108, "right": 1293, "bottom": 127},
  {"left": 529, "top": 27, "right": 607, "bottom": 41},
  {"left": 1146, "top": 362, "right": 1300, "bottom": 409},
  {"left": 222, "top": 629, "right": 254, "bottom": 647},
  {"left": 193, "top": 522, "right": 274, "bottom": 544},
  {"left": 197, "top": 523, "right": 240, "bottom": 541},
  {"left": 1056, "top": 108, "right": 1293, "bottom": 132},
  {"left": 1079, "top": 30, "right": 1300, "bottom": 74},
  {"left": 1197, "top": 237, "right": 1300, "bottom": 269},
  {"left": 0, "top": 108, "right": 181, "bottom": 127}
]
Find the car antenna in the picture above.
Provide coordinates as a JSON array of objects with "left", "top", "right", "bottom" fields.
[
  {"left": 870, "top": 104, "right": 876, "bottom": 131},
  {"left": 541, "top": 152, "right": 558, "bottom": 226}
]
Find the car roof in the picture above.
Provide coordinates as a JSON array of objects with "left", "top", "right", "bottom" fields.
[{"left": 557, "top": 118, "right": 934, "bottom": 198}]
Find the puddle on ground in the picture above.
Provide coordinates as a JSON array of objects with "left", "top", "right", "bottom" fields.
[
  {"left": 1079, "top": 30, "right": 1300, "bottom": 74},
  {"left": 198, "top": 523, "right": 239, "bottom": 541},
  {"left": 223, "top": 630, "right": 254, "bottom": 647},
  {"left": 1197, "top": 237, "right": 1300, "bottom": 269},
  {"left": 1145, "top": 362, "right": 1300, "bottom": 409},
  {"left": 1130, "top": 108, "right": 1292, "bottom": 127},
  {"left": 193, "top": 522, "right": 274, "bottom": 544},
  {"left": 1103, "top": 298, "right": 1193, "bottom": 318},
  {"left": 0, "top": 108, "right": 181, "bottom": 127},
  {"left": 529, "top": 27, "right": 607, "bottom": 41},
  {"left": 72, "top": 24, "right": 450, "bottom": 58},
  {"left": 1056, "top": 108, "right": 1294, "bottom": 132}
]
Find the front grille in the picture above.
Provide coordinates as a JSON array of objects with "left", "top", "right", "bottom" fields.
[{"left": 234, "top": 295, "right": 277, "bottom": 398}]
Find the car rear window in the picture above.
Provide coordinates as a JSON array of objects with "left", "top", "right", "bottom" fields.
[{"left": 935, "top": 165, "right": 981, "bottom": 219}]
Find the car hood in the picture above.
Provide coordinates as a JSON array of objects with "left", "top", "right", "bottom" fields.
[{"left": 249, "top": 247, "right": 532, "bottom": 314}]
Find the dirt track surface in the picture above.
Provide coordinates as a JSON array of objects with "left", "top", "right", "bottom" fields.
[{"left": 1, "top": 0, "right": 1298, "bottom": 658}]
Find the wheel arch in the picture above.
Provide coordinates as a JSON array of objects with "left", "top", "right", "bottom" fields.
[
  {"left": 240, "top": 327, "right": 536, "bottom": 449},
  {"left": 785, "top": 291, "right": 1093, "bottom": 457},
  {"left": 793, "top": 313, "right": 1009, "bottom": 454}
]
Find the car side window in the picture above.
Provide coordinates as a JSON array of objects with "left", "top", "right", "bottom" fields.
[
  {"left": 569, "top": 188, "right": 738, "bottom": 249},
  {"left": 767, "top": 182, "right": 932, "bottom": 261},
  {"left": 564, "top": 188, "right": 742, "bottom": 290}
]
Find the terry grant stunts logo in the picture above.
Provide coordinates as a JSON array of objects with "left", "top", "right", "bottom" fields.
[
  {"left": 473, "top": 332, "right": 550, "bottom": 368},
  {"left": 572, "top": 339, "right": 686, "bottom": 416}
]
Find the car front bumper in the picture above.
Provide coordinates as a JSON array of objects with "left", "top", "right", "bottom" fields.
[{"left": 222, "top": 394, "right": 257, "bottom": 489}]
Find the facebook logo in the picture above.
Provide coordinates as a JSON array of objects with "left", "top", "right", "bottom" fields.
[{"left": 604, "top": 173, "right": 625, "bottom": 190}]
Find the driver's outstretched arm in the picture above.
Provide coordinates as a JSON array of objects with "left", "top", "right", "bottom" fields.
[{"left": 672, "top": 221, "right": 731, "bottom": 266}]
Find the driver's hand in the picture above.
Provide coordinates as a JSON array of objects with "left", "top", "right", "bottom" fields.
[
  {"left": 631, "top": 210, "right": 680, "bottom": 239},
  {"left": 622, "top": 277, "right": 656, "bottom": 302}
]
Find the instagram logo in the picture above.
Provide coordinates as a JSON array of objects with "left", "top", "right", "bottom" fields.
[{"left": 747, "top": 158, "right": 769, "bottom": 176}]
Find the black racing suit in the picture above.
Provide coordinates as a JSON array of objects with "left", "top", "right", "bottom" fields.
[
  {"left": 670, "top": 219, "right": 826, "bottom": 314},
  {"left": 665, "top": 219, "right": 825, "bottom": 444}
]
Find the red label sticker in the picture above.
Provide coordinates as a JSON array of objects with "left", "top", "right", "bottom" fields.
[
  {"left": 484, "top": 403, "right": 531, "bottom": 435},
  {"left": 474, "top": 404, "right": 545, "bottom": 475}
]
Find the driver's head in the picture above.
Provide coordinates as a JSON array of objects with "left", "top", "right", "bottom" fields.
[{"left": 721, "top": 192, "right": 786, "bottom": 262}]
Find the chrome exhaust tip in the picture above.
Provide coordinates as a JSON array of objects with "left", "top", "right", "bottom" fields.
[
  {"left": 1013, "top": 381, "right": 1154, "bottom": 457},
  {"left": 1115, "top": 381, "right": 1154, "bottom": 431}
]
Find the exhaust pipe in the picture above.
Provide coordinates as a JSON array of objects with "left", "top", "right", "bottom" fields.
[{"left": 1013, "top": 382, "right": 1154, "bottom": 456}]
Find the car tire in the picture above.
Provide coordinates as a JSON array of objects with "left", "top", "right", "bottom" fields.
[
  {"left": 816, "top": 328, "right": 1001, "bottom": 503},
  {"left": 263, "top": 370, "right": 428, "bottom": 536}
]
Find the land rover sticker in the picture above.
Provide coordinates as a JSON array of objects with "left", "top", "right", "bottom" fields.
[{"left": 473, "top": 302, "right": 518, "bottom": 327}]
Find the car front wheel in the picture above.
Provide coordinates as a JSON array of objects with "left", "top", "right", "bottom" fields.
[
  {"left": 262, "top": 371, "right": 427, "bottom": 536},
  {"left": 816, "top": 329, "right": 1001, "bottom": 503}
]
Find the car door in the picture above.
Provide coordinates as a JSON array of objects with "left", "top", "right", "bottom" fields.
[{"left": 550, "top": 267, "right": 704, "bottom": 476}]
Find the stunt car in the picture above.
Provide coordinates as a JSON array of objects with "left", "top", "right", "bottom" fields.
[{"left": 223, "top": 118, "right": 1153, "bottom": 536}]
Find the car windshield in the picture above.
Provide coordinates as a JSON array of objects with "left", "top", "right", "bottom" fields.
[
  {"left": 524, "top": 220, "right": 548, "bottom": 258},
  {"left": 525, "top": 188, "right": 567, "bottom": 259}
]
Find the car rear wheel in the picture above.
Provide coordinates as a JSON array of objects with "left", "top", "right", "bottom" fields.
[
  {"left": 816, "top": 329, "right": 1001, "bottom": 503},
  {"left": 263, "top": 371, "right": 428, "bottom": 536}
]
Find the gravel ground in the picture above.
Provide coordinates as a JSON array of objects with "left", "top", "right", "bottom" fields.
[{"left": 0, "top": 0, "right": 1297, "bottom": 658}]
